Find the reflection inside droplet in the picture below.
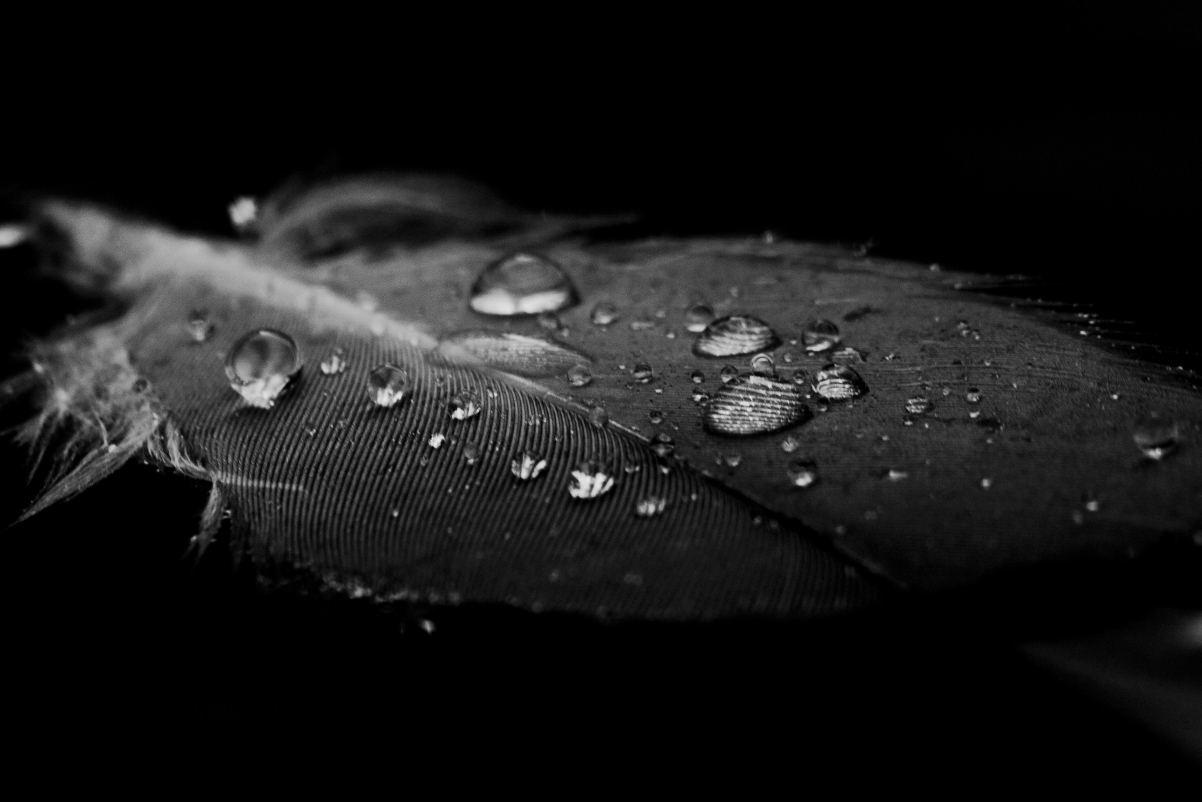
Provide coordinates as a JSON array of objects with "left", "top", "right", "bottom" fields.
[
  {"left": 1133, "top": 414, "right": 1180, "bottom": 460},
  {"left": 224, "top": 329, "right": 301, "bottom": 409},
  {"left": 367, "top": 364, "right": 410, "bottom": 408},
  {"left": 469, "top": 252, "right": 577, "bottom": 316}
]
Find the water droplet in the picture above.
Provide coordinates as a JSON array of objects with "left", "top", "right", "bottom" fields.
[
  {"left": 589, "top": 406, "right": 609, "bottom": 428},
  {"left": 651, "top": 432, "right": 675, "bottom": 458},
  {"left": 684, "top": 303, "right": 715, "bottom": 333},
  {"left": 831, "top": 346, "right": 866, "bottom": 364},
  {"left": 188, "top": 312, "right": 214, "bottom": 343},
  {"left": 722, "top": 453, "right": 742, "bottom": 468},
  {"left": 367, "top": 364, "right": 410, "bottom": 408},
  {"left": 885, "top": 469, "right": 909, "bottom": 482},
  {"left": 780, "top": 435, "right": 801, "bottom": 453},
  {"left": 966, "top": 388, "right": 982, "bottom": 404},
  {"left": 632, "top": 362, "right": 653, "bottom": 383},
  {"left": 720, "top": 365, "right": 739, "bottom": 383},
  {"left": 449, "top": 390, "right": 482, "bottom": 420},
  {"left": 567, "top": 364, "right": 592, "bottom": 387},
  {"left": 228, "top": 196, "right": 257, "bottom": 231},
  {"left": 812, "top": 364, "right": 868, "bottom": 400},
  {"left": 790, "top": 369, "right": 808, "bottom": 385},
  {"left": 787, "top": 459, "right": 819, "bottom": 488},
  {"left": 224, "top": 329, "right": 301, "bottom": 409},
  {"left": 319, "top": 348, "right": 347, "bottom": 375},
  {"left": 463, "top": 443, "right": 481, "bottom": 465},
  {"left": 691, "top": 370, "right": 705, "bottom": 384},
  {"left": 905, "top": 396, "right": 934, "bottom": 414},
  {"left": 428, "top": 433, "right": 446, "bottom": 448},
  {"left": 750, "top": 352, "right": 775, "bottom": 376},
  {"left": 704, "top": 374, "right": 812, "bottom": 435},
  {"left": 511, "top": 451, "right": 547, "bottom": 480},
  {"left": 537, "top": 311, "right": 561, "bottom": 331},
  {"left": 968, "top": 410, "right": 981, "bottom": 420},
  {"left": 469, "top": 252, "right": 577, "bottom": 316},
  {"left": 802, "top": 319, "right": 841, "bottom": 353},
  {"left": 635, "top": 496, "right": 667, "bottom": 517},
  {"left": 1133, "top": 414, "right": 1180, "bottom": 460},
  {"left": 649, "top": 409, "right": 665, "bottom": 424},
  {"left": 691, "top": 388, "right": 710, "bottom": 404},
  {"left": 693, "top": 315, "right": 780, "bottom": 358},
  {"left": 590, "top": 302, "right": 620, "bottom": 326},
  {"left": 1085, "top": 498, "right": 1101, "bottom": 513},
  {"left": 981, "top": 477, "right": 993, "bottom": 489},
  {"left": 568, "top": 460, "right": 616, "bottom": 499}
]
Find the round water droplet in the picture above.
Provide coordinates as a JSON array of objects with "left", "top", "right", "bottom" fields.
[
  {"left": 463, "top": 442, "right": 481, "bottom": 465},
  {"left": 649, "top": 409, "right": 665, "bottom": 424},
  {"left": 812, "top": 364, "right": 868, "bottom": 401},
  {"left": 567, "top": 364, "right": 592, "bottom": 387},
  {"left": 319, "top": 348, "right": 347, "bottom": 375},
  {"left": 651, "top": 433, "right": 675, "bottom": 458},
  {"left": 722, "top": 453, "right": 742, "bottom": 468},
  {"left": 1133, "top": 414, "right": 1180, "bottom": 460},
  {"left": 802, "top": 319, "right": 841, "bottom": 353},
  {"left": 449, "top": 390, "right": 482, "bottom": 420},
  {"left": 790, "top": 368, "right": 808, "bottom": 385},
  {"left": 188, "top": 312, "right": 214, "bottom": 343},
  {"left": 694, "top": 315, "right": 780, "bottom": 358},
  {"left": 224, "top": 329, "right": 301, "bottom": 409},
  {"left": 720, "top": 365, "right": 739, "bottom": 384},
  {"left": 589, "top": 405, "right": 609, "bottom": 428},
  {"left": 691, "top": 370, "right": 705, "bottom": 384},
  {"left": 905, "top": 396, "right": 934, "bottom": 414},
  {"left": 632, "top": 363, "right": 653, "bottom": 383},
  {"left": 569, "top": 460, "right": 616, "bottom": 499},
  {"left": 704, "top": 374, "right": 812, "bottom": 436},
  {"left": 684, "top": 303, "right": 715, "bottom": 333},
  {"left": 429, "top": 433, "right": 446, "bottom": 448},
  {"left": 787, "top": 459, "right": 819, "bottom": 488},
  {"left": 367, "top": 364, "right": 410, "bottom": 408},
  {"left": 981, "top": 477, "right": 993, "bottom": 489},
  {"left": 966, "top": 388, "right": 982, "bottom": 404},
  {"left": 780, "top": 434, "right": 801, "bottom": 453},
  {"left": 750, "top": 353, "right": 775, "bottom": 376},
  {"left": 469, "top": 252, "right": 577, "bottom": 316},
  {"left": 590, "top": 302, "right": 620, "bottom": 326},
  {"left": 885, "top": 469, "right": 909, "bottom": 482},
  {"left": 635, "top": 496, "right": 667, "bottom": 517},
  {"left": 691, "top": 388, "right": 710, "bottom": 404},
  {"left": 511, "top": 450, "right": 548, "bottom": 480}
]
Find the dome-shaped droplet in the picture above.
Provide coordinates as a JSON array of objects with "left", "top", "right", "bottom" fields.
[
  {"left": 319, "top": 347, "right": 347, "bottom": 375},
  {"left": 694, "top": 315, "right": 780, "bottom": 358},
  {"left": 429, "top": 433, "right": 446, "bottom": 448},
  {"left": 649, "top": 409, "right": 665, "bottom": 424},
  {"left": 188, "top": 311, "right": 214, "bottom": 343},
  {"left": 511, "top": 450, "right": 547, "bottom": 480},
  {"left": 720, "top": 365, "right": 739, "bottom": 384},
  {"left": 691, "top": 388, "right": 710, "bottom": 404},
  {"left": 588, "top": 405, "right": 609, "bottom": 428},
  {"left": 632, "top": 363, "right": 653, "bottom": 383},
  {"left": 651, "top": 432, "right": 675, "bottom": 458},
  {"left": 690, "top": 370, "right": 705, "bottom": 384},
  {"left": 590, "top": 302, "right": 620, "bottom": 326},
  {"left": 750, "top": 353, "right": 775, "bottom": 376},
  {"left": 1133, "top": 414, "right": 1180, "bottom": 460},
  {"left": 780, "top": 434, "right": 801, "bottom": 453},
  {"left": 367, "top": 364, "right": 410, "bottom": 408},
  {"left": 703, "top": 374, "right": 812, "bottom": 435},
  {"left": 224, "top": 329, "right": 301, "bottom": 409},
  {"left": 905, "top": 396, "right": 934, "bottom": 414},
  {"left": 569, "top": 460, "right": 616, "bottom": 499},
  {"left": 802, "top": 319, "right": 841, "bottom": 353},
  {"left": 885, "top": 469, "right": 909, "bottom": 482},
  {"left": 684, "top": 303, "right": 715, "bottom": 333},
  {"left": 966, "top": 388, "right": 982, "bottom": 404},
  {"left": 449, "top": 390, "right": 482, "bottom": 420},
  {"left": 463, "top": 442, "right": 481, "bottom": 465},
  {"left": 787, "top": 459, "right": 819, "bottom": 488},
  {"left": 812, "top": 364, "right": 868, "bottom": 401},
  {"left": 469, "top": 252, "right": 577, "bottom": 316},
  {"left": 722, "top": 453, "right": 742, "bottom": 468},
  {"left": 790, "top": 368, "right": 808, "bottom": 385},
  {"left": 566, "top": 364, "right": 593, "bottom": 387},
  {"left": 635, "top": 496, "right": 667, "bottom": 517}
]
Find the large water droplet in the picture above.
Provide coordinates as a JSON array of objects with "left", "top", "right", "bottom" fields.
[
  {"left": 569, "top": 460, "right": 616, "bottom": 499},
  {"left": 802, "top": 319, "right": 841, "bottom": 353},
  {"left": 905, "top": 396, "right": 934, "bottom": 414},
  {"left": 1133, "top": 414, "right": 1180, "bottom": 460},
  {"left": 188, "top": 311, "right": 214, "bottom": 343},
  {"left": 632, "top": 363, "right": 653, "bottom": 383},
  {"left": 812, "top": 364, "right": 868, "bottom": 400},
  {"left": 590, "top": 302, "right": 620, "bottom": 326},
  {"left": 367, "top": 364, "right": 410, "bottom": 408},
  {"left": 750, "top": 353, "right": 775, "bottom": 376},
  {"left": 469, "top": 252, "right": 577, "bottom": 316},
  {"left": 635, "top": 496, "right": 667, "bottom": 517},
  {"left": 703, "top": 374, "right": 812, "bottom": 435},
  {"left": 511, "top": 450, "right": 547, "bottom": 480},
  {"left": 787, "top": 459, "right": 819, "bottom": 488},
  {"left": 684, "top": 303, "right": 715, "bottom": 333},
  {"left": 567, "top": 364, "right": 592, "bottom": 387},
  {"left": 320, "top": 347, "right": 347, "bottom": 375},
  {"left": 224, "top": 329, "right": 301, "bottom": 409},
  {"left": 693, "top": 315, "right": 780, "bottom": 358},
  {"left": 449, "top": 390, "right": 482, "bottom": 420}
]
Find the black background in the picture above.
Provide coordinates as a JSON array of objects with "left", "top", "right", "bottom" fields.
[{"left": 3, "top": 9, "right": 1200, "bottom": 780}]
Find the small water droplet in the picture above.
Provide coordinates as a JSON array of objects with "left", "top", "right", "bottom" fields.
[
  {"left": 319, "top": 348, "right": 347, "bottom": 375},
  {"left": 624, "top": 463, "right": 642, "bottom": 474},
  {"left": 635, "top": 496, "right": 667, "bottom": 517},
  {"left": 750, "top": 352, "right": 775, "bottom": 376},
  {"left": 966, "top": 388, "right": 982, "bottom": 404},
  {"left": 722, "top": 453, "right": 742, "bottom": 468},
  {"left": 590, "top": 302, "right": 620, "bottom": 326},
  {"left": 188, "top": 312, "right": 214, "bottom": 343},
  {"left": 511, "top": 450, "right": 548, "bottom": 480},
  {"left": 981, "top": 477, "right": 993, "bottom": 489},
  {"left": 569, "top": 460, "right": 616, "bottom": 499},
  {"left": 802, "top": 319, "right": 841, "bottom": 353},
  {"left": 632, "top": 362, "right": 653, "bottom": 383},
  {"left": 537, "top": 311, "right": 561, "bottom": 332},
  {"left": 228, "top": 196, "right": 257, "bottom": 231},
  {"left": 720, "top": 365, "right": 739, "bottom": 383},
  {"left": 787, "top": 459, "right": 819, "bottom": 488},
  {"left": 566, "top": 364, "right": 592, "bottom": 387},
  {"left": 463, "top": 442, "right": 481, "bottom": 465},
  {"left": 812, "top": 364, "right": 868, "bottom": 400},
  {"left": 704, "top": 374, "right": 811, "bottom": 435},
  {"left": 790, "top": 369, "right": 808, "bottom": 385},
  {"left": 684, "top": 303, "right": 715, "bottom": 333},
  {"left": 905, "top": 396, "right": 934, "bottom": 414},
  {"left": 694, "top": 315, "right": 780, "bottom": 358},
  {"left": 449, "top": 390, "right": 482, "bottom": 420},
  {"left": 367, "top": 364, "right": 410, "bottom": 408},
  {"left": 224, "top": 329, "right": 301, "bottom": 409},
  {"left": 589, "top": 406, "right": 609, "bottom": 428},
  {"left": 885, "top": 469, "right": 909, "bottom": 482},
  {"left": 1133, "top": 414, "right": 1180, "bottom": 460},
  {"left": 469, "top": 252, "right": 577, "bottom": 315},
  {"left": 1085, "top": 498, "right": 1101, "bottom": 513},
  {"left": 651, "top": 432, "right": 675, "bottom": 458},
  {"left": 691, "top": 388, "right": 710, "bottom": 404},
  {"left": 691, "top": 370, "right": 705, "bottom": 384},
  {"left": 780, "top": 435, "right": 801, "bottom": 453},
  {"left": 649, "top": 409, "right": 665, "bottom": 424},
  {"left": 429, "top": 433, "right": 446, "bottom": 448}
]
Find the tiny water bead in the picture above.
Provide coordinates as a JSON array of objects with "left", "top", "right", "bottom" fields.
[
  {"left": 469, "top": 252, "right": 577, "bottom": 316},
  {"left": 632, "top": 363, "right": 654, "bottom": 383},
  {"left": 224, "top": 329, "right": 301, "bottom": 409},
  {"left": 569, "top": 460, "right": 616, "bottom": 499},
  {"left": 463, "top": 443, "right": 481, "bottom": 465},
  {"left": 691, "top": 370, "right": 705, "bottom": 384},
  {"left": 367, "top": 364, "right": 410, "bottom": 408},
  {"left": 885, "top": 469, "right": 909, "bottom": 482},
  {"left": 588, "top": 406, "right": 609, "bottom": 428},
  {"left": 787, "top": 459, "right": 819, "bottom": 488},
  {"left": 188, "top": 312, "right": 214, "bottom": 343},
  {"left": 905, "top": 396, "right": 934, "bottom": 415},
  {"left": 651, "top": 432, "right": 675, "bottom": 458},
  {"left": 802, "top": 319, "right": 841, "bottom": 353},
  {"left": 750, "top": 353, "right": 775, "bottom": 376},
  {"left": 630, "top": 319, "right": 657, "bottom": 331},
  {"left": 722, "top": 453, "right": 742, "bottom": 468},
  {"left": 691, "top": 389, "right": 710, "bottom": 404},
  {"left": 704, "top": 374, "right": 812, "bottom": 436},
  {"left": 649, "top": 410, "right": 665, "bottom": 424},
  {"left": 1133, "top": 414, "right": 1180, "bottom": 460},
  {"left": 567, "top": 364, "right": 593, "bottom": 387},
  {"left": 693, "top": 315, "right": 780, "bottom": 358},
  {"left": 812, "top": 364, "right": 868, "bottom": 401},
  {"left": 684, "top": 303, "right": 715, "bottom": 333},
  {"left": 966, "top": 388, "right": 982, "bottom": 404},
  {"left": 790, "top": 369, "right": 808, "bottom": 385},
  {"left": 319, "top": 348, "right": 347, "bottom": 375},
  {"left": 635, "top": 496, "right": 668, "bottom": 517},
  {"left": 429, "top": 433, "right": 446, "bottom": 448},
  {"left": 780, "top": 434, "right": 801, "bottom": 453},
  {"left": 720, "top": 365, "right": 739, "bottom": 384},
  {"left": 590, "top": 302, "right": 620, "bottom": 326},
  {"left": 449, "top": 390, "right": 482, "bottom": 420},
  {"left": 511, "top": 451, "right": 547, "bottom": 480}
]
